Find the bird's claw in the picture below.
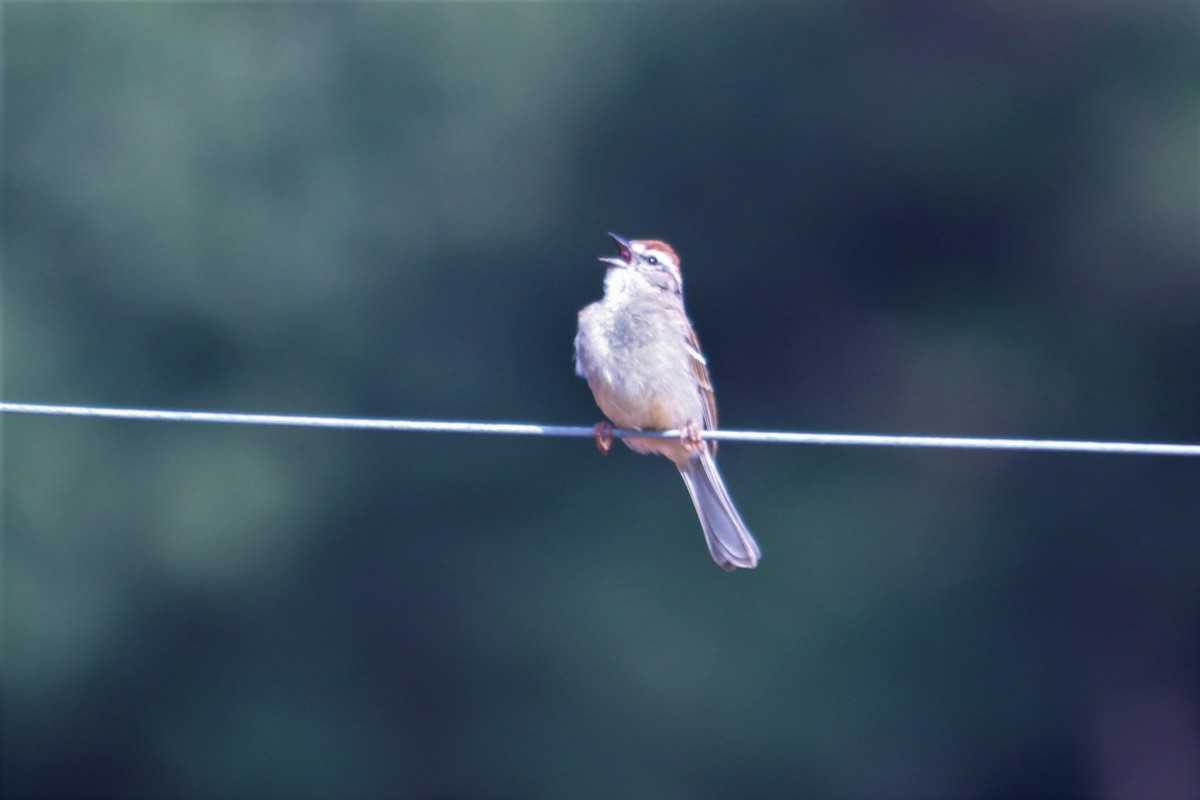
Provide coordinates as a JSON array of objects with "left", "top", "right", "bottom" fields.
[
  {"left": 593, "top": 421, "right": 614, "bottom": 455},
  {"left": 681, "top": 423, "right": 704, "bottom": 453}
]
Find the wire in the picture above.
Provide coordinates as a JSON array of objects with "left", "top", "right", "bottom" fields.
[{"left": 2, "top": 402, "right": 1197, "bottom": 456}]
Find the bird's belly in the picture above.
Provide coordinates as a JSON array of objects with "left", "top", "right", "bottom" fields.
[{"left": 587, "top": 351, "right": 702, "bottom": 432}]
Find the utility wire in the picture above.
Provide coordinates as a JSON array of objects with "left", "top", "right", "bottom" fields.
[{"left": 2, "top": 402, "right": 1198, "bottom": 457}]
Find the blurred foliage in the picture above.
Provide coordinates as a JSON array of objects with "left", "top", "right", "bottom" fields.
[{"left": 3, "top": 2, "right": 1198, "bottom": 799}]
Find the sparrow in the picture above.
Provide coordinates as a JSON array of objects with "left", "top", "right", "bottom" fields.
[{"left": 574, "top": 233, "right": 761, "bottom": 570}]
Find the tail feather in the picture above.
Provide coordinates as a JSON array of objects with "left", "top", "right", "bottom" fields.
[{"left": 677, "top": 453, "right": 761, "bottom": 570}]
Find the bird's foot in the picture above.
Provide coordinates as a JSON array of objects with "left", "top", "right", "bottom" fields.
[
  {"left": 680, "top": 423, "right": 704, "bottom": 453},
  {"left": 593, "top": 421, "right": 615, "bottom": 455}
]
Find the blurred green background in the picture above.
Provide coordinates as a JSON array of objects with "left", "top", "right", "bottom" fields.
[{"left": 4, "top": 2, "right": 1198, "bottom": 798}]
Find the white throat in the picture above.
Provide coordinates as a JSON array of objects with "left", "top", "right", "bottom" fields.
[{"left": 602, "top": 266, "right": 639, "bottom": 303}]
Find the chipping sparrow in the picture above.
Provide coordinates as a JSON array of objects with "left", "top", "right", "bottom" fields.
[{"left": 574, "top": 233, "right": 761, "bottom": 570}]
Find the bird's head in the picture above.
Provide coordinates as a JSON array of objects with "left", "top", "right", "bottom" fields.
[{"left": 599, "top": 232, "right": 683, "bottom": 296}]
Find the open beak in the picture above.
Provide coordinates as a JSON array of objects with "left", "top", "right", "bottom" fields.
[{"left": 599, "top": 232, "right": 633, "bottom": 268}]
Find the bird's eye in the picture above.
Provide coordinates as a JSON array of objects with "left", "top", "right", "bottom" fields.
[{"left": 647, "top": 256, "right": 659, "bottom": 266}]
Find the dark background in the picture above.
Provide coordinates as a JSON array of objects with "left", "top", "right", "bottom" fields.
[{"left": 4, "top": 3, "right": 1198, "bottom": 798}]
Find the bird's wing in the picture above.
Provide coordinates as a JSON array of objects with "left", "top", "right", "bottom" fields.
[{"left": 682, "top": 317, "right": 718, "bottom": 437}]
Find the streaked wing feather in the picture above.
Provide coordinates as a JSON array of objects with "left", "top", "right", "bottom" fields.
[{"left": 682, "top": 315, "right": 718, "bottom": 451}]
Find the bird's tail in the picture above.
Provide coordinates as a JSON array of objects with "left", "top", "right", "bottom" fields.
[{"left": 677, "top": 453, "right": 761, "bottom": 570}]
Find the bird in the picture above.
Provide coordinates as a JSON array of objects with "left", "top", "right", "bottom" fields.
[{"left": 574, "top": 232, "right": 761, "bottom": 570}]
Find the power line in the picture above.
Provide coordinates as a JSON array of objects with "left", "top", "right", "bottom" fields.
[{"left": 2, "top": 402, "right": 1197, "bottom": 457}]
